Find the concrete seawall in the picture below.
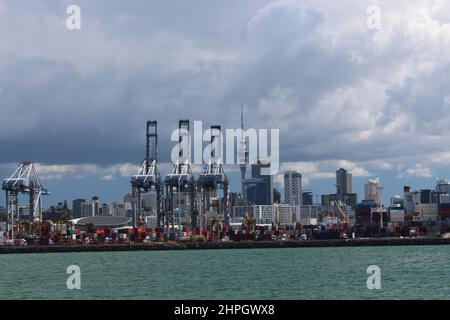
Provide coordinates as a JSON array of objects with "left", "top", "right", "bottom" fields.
[{"left": 2, "top": 237, "right": 450, "bottom": 254}]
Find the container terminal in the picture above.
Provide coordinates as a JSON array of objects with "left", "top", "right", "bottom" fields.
[{"left": 2, "top": 116, "right": 450, "bottom": 248}]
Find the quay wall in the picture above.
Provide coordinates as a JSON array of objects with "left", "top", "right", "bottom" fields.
[{"left": 2, "top": 237, "right": 450, "bottom": 254}]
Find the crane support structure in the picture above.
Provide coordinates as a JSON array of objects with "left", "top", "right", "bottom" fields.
[
  {"left": 197, "top": 125, "right": 230, "bottom": 228},
  {"left": 165, "top": 120, "right": 196, "bottom": 230},
  {"left": 131, "top": 121, "right": 164, "bottom": 227},
  {"left": 2, "top": 161, "right": 50, "bottom": 240}
]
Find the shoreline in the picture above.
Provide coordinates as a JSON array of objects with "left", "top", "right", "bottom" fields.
[{"left": 2, "top": 237, "right": 450, "bottom": 254}]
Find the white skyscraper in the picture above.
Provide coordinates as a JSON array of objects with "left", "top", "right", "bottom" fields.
[
  {"left": 364, "top": 178, "right": 381, "bottom": 205},
  {"left": 284, "top": 171, "right": 302, "bottom": 206}
]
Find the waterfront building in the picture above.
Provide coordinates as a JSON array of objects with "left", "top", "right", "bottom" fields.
[
  {"left": 231, "top": 204, "right": 293, "bottom": 226},
  {"left": 293, "top": 205, "right": 319, "bottom": 225}
]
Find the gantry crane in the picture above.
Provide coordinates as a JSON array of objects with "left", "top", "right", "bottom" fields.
[
  {"left": 2, "top": 161, "right": 50, "bottom": 240},
  {"left": 165, "top": 120, "right": 196, "bottom": 230},
  {"left": 131, "top": 121, "right": 164, "bottom": 227},
  {"left": 197, "top": 125, "right": 230, "bottom": 230}
]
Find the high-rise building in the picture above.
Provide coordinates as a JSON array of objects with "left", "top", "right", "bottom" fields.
[
  {"left": 99, "top": 203, "right": 110, "bottom": 216},
  {"left": 420, "top": 189, "right": 432, "bottom": 204},
  {"left": 110, "top": 202, "right": 126, "bottom": 217},
  {"left": 302, "top": 191, "right": 313, "bottom": 206},
  {"left": 245, "top": 160, "right": 273, "bottom": 205},
  {"left": 343, "top": 193, "right": 358, "bottom": 208},
  {"left": 72, "top": 199, "right": 86, "bottom": 219},
  {"left": 436, "top": 179, "right": 450, "bottom": 193},
  {"left": 284, "top": 171, "right": 302, "bottom": 206},
  {"left": 80, "top": 197, "right": 100, "bottom": 217},
  {"left": 336, "top": 168, "right": 352, "bottom": 201},
  {"left": 273, "top": 188, "right": 281, "bottom": 204},
  {"left": 364, "top": 178, "right": 381, "bottom": 205},
  {"left": 92, "top": 196, "right": 99, "bottom": 216},
  {"left": 321, "top": 194, "right": 330, "bottom": 206},
  {"left": 390, "top": 195, "right": 404, "bottom": 207},
  {"left": 80, "top": 201, "right": 92, "bottom": 217}
]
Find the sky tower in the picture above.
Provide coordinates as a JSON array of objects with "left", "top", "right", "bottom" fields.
[{"left": 239, "top": 105, "right": 249, "bottom": 200}]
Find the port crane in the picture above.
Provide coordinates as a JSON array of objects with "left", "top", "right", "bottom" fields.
[
  {"left": 165, "top": 120, "right": 196, "bottom": 230},
  {"left": 197, "top": 125, "right": 230, "bottom": 230},
  {"left": 131, "top": 121, "right": 164, "bottom": 227},
  {"left": 335, "top": 202, "right": 349, "bottom": 224},
  {"left": 2, "top": 161, "right": 50, "bottom": 240}
]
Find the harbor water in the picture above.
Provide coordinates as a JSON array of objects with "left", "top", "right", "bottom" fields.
[{"left": 0, "top": 245, "right": 449, "bottom": 300}]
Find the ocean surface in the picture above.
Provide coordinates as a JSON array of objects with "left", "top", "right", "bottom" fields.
[{"left": 0, "top": 245, "right": 449, "bottom": 300}]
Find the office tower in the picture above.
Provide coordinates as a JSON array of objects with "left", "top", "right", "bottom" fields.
[
  {"left": 364, "top": 178, "right": 381, "bottom": 205},
  {"left": 273, "top": 188, "right": 281, "bottom": 204},
  {"left": 321, "top": 194, "right": 330, "bottom": 206},
  {"left": 72, "top": 199, "right": 86, "bottom": 219},
  {"left": 302, "top": 191, "right": 313, "bottom": 206},
  {"left": 336, "top": 168, "right": 352, "bottom": 201},
  {"left": 284, "top": 171, "right": 302, "bottom": 206},
  {"left": 245, "top": 160, "right": 273, "bottom": 205}
]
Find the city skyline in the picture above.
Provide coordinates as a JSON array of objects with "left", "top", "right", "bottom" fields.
[{"left": 2, "top": 164, "right": 447, "bottom": 211}]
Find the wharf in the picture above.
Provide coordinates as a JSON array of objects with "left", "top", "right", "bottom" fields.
[{"left": 1, "top": 237, "right": 450, "bottom": 254}]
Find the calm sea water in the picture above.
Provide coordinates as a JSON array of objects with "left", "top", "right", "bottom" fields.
[{"left": 0, "top": 245, "right": 449, "bottom": 300}]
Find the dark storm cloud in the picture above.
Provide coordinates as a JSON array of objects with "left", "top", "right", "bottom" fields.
[{"left": 1, "top": 0, "right": 450, "bottom": 182}]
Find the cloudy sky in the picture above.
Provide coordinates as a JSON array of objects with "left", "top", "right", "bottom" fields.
[{"left": 1, "top": 0, "right": 450, "bottom": 207}]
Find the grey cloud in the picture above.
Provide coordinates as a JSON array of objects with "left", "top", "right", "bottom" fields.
[{"left": 1, "top": 0, "right": 450, "bottom": 177}]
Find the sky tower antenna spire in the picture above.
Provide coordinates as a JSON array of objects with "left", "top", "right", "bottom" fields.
[{"left": 239, "top": 104, "right": 248, "bottom": 201}]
